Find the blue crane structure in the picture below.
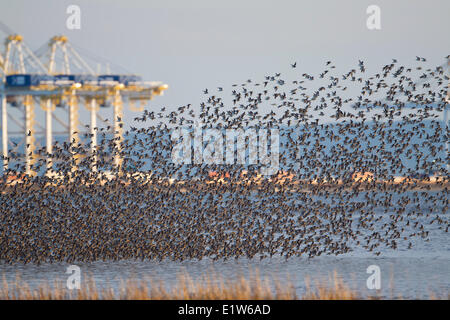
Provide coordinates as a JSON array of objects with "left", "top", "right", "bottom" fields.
[{"left": 0, "top": 34, "right": 168, "bottom": 175}]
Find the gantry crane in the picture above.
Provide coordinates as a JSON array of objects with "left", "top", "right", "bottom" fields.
[
  {"left": 0, "top": 34, "right": 168, "bottom": 176},
  {"left": 1, "top": 34, "right": 48, "bottom": 175}
]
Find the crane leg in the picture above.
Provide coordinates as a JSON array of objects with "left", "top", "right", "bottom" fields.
[
  {"left": 113, "top": 91, "right": 123, "bottom": 170},
  {"left": 46, "top": 99, "right": 52, "bottom": 172},
  {"left": 1, "top": 93, "right": 7, "bottom": 172},
  {"left": 25, "top": 96, "right": 35, "bottom": 176},
  {"left": 90, "top": 99, "right": 97, "bottom": 172}
]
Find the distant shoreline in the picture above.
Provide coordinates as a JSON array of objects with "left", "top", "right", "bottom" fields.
[{"left": 1, "top": 175, "right": 448, "bottom": 192}]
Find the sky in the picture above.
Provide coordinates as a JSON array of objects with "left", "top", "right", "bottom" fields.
[{"left": 0, "top": 0, "right": 449, "bottom": 133}]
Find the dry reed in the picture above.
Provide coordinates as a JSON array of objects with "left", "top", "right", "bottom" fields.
[{"left": 0, "top": 270, "right": 447, "bottom": 300}]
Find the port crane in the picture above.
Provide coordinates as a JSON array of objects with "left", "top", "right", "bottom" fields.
[{"left": 0, "top": 33, "right": 168, "bottom": 176}]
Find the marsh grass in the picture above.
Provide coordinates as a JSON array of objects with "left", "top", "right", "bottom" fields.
[{"left": 0, "top": 270, "right": 447, "bottom": 300}]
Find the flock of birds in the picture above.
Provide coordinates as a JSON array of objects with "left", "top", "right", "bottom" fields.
[{"left": 0, "top": 57, "right": 448, "bottom": 264}]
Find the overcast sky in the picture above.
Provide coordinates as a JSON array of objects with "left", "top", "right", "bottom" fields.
[{"left": 1, "top": 0, "right": 449, "bottom": 131}]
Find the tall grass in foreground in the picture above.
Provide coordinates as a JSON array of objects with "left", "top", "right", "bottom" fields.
[{"left": 0, "top": 271, "right": 448, "bottom": 300}]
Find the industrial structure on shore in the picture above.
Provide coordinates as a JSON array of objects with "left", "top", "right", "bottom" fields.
[{"left": 0, "top": 33, "right": 168, "bottom": 175}]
